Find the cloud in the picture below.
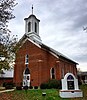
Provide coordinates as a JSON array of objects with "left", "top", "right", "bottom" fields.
[{"left": 8, "top": 0, "right": 87, "bottom": 71}]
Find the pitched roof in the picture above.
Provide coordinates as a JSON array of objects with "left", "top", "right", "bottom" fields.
[
  {"left": 24, "top": 14, "right": 40, "bottom": 22},
  {"left": 17, "top": 34, "right": 78, "bottom": 64},
  {"left": 40, "top": 43, "right": 78, "bottom": 64}
]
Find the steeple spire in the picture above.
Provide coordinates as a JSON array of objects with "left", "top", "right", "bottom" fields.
[
  {"left": 24, "top": 5, "right": 42, "bottom": 42},
  {"left": 32, "top": 5, "right": 33, "bottom": 14}
]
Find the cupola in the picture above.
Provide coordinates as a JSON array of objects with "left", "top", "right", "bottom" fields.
[{"left": 24, "top": 5, "right": 42, "bottom": 42}]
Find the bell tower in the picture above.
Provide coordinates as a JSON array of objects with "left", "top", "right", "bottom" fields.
[{"left": 24, "top": 5, "right": 42, "bottom": 42}]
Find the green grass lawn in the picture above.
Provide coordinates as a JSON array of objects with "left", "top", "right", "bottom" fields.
[{"left": 0, "top": 85, "right": 87, "bottom": 100}]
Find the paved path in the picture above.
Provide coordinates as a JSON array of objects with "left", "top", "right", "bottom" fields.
[{"left": 0, "top": 89, "right": 14, "bottom": 93}]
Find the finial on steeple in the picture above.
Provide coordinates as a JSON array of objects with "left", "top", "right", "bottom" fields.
[{"left": 32, "top": 5, "right": 33, "bottom": 14}]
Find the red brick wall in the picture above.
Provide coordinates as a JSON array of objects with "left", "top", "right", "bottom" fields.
[{"left": 14, "top": 39, "right": 77, "bottom": 86}]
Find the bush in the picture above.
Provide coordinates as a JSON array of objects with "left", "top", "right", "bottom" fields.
[
  {"left": 29, "top": 86, "right": 33, "bottom": 89},
  {"left": 5, "top": 85, "right": 13, "bottom": 89},
  {"left": 40, "top": 79, "right": 61, "bottom": 89},
  {"left": 4, "top": 82, "right": 14, "bottom": 89},
  {"left": 23, "top": 86, "right": 28, "bottom": 90},
  {"left": 40, "top": 83, "right": 48, "bottom": 89},
  {"left": 16, "top": 86, "right": 22, "bottom": 90},
  {"left": 3, "top": 82, "right": 7, "bottom": 87},
  {"left": 34, "top": 86, "right": 38, "bottom": 89},
  {"left": 47, "top": 79, "right": 61, "bottom": 89}
]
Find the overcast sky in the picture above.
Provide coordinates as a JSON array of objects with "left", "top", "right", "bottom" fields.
[{"left": 8, "top": 0, "right": 87, "bottom": 71}]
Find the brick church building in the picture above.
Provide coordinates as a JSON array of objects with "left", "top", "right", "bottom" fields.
[{"left": 14, "top": 9, "right": 77, "bottom": 87}]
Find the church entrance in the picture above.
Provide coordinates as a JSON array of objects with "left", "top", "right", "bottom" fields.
[{"left": 23, "top": 65, "right": 30, "bottom": 87}]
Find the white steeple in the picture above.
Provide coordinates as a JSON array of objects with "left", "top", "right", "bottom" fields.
[{"left": 24, "top": 6, "right": 42, "bottom": 42}]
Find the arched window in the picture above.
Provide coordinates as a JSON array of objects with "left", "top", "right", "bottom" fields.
[
  {"left": 25, "top": 54, "right": 29, "bottom": 64},
  {"left": 28, "top": 22, "right": 31, "bottom": 32},
  {"left": 35, "top": 22, "right": 37, "bottom": 33},
  {"left": 50, "top": 68, "right": 55, "bottom": 79}
]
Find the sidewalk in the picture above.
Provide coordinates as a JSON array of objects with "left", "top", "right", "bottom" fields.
[{"left": 0, "top": 89, "right": 14, "bottom": 93}]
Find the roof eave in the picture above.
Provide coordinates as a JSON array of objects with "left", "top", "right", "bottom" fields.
[{"left": 59, "top": 55, "right": 78, "bottom": 64}]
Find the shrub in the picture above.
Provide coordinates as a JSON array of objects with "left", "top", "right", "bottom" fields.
[
  {"left": 16, "top": 86, "right": 22, "bottom": 90},
  {"left": 4, "top": 82, "right": 14, "bottom": 89},
  {"left": 23, "top": 86, "right": 28, "bottom": 90},
  {"left": 40, "top": 83, "right": 48, "bottom": 89},
  {"left": 29, "top": 86, "right": 33, "bottom": 89},
  {"left": 40, "top": 79, "right": 61, "bottom": 89},
  {"left": 3, "top": 82, "right": 7, "bottom": 87},
  {"left": 34, "top": 86, "right": 38, "bottom": 89},
  {"left": 5, "top": 85, "right": 13, "bottom": 89},
  {"left": 47, "top": 79, "right": 61, "bottom": 89}
]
